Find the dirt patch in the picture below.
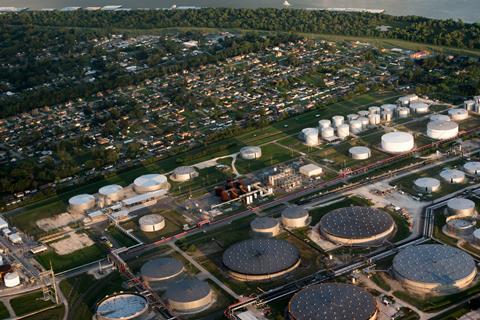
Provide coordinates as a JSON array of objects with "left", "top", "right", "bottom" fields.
[
  {"left": 37, "top": 212, "right": 85, "bottom": 231},
  {"left": 50, "top": 232, "right": 94, "bottom": 255}
]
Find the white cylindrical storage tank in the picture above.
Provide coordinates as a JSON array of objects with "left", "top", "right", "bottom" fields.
[
  {"left": 448, "top": 108, "right": 469, "bottom": 121},
  {"left": 96, "top": 293, "right": 149, "bottom": 320},
  {"left": 133, "top": 174, "right": 169, "bottom": 193},
  {"left": 69, "top": 194, "right": 96, "bottom": 213},
  {"left": 381, "top": 132, "right": 415, "bottom": 153},
  {"left": 381, "top": 104, "right": 397, "bottom": 113},
  {"left": 426, "top": 121, "right": 459, "bottom": 140},
  {"left": 464, "top": 162, "right": 480, "bottom": 176},
  {"left": 464, "top": 100, "right": 475, "bottom": 111},
  {"left": 473, "top": 229, "right": 480, "bottom": 246},
  {"left": 250, "top": 217, "right": 280, "bottom": 237},
  {"left": 98, "top": 185, "right": 123, "bottom": 203},
  {"left": 4, "top": 272, "right": 20, "bottom": 288},
  {"left": 357, "top": 110, "right": 369, "bottom": 118},
  {"left": 369, "top": 106, "right": 381, "bottom": 114},
  {"left": 447, "top": 198, "right": 476, "bottom": 217},
  {"left": 332, "top": 116, "right": 344, "bottom": 128},
  {"left": 171, "top": 166, "right": 198, "bottom": 181},
  {"left": 281, "top": 207, "right": 310, "bottom": 228},
  {"left": 139, "top": 214, "right": 165, "bottom": 232},
  {"left": 414, "top": 177, "right": 441, "bottom": 193},
  {"left": 349, "top": 146, "right": 371, "bottom": 160},
  {"left": 302, "top": 128, "right": 319, "bottom": 146},
  {"left": 318, "top": 119, "right": 331, "bottom": 130},
  {"left": 347, "top": 114, "right": 359, "bottom": 122},
  {"left": 440, "top": 169, "right": 466, "bottom": 184},
  {"left": 166, "top": 279, "right": 213, "bottom": 313},
  {"left": 382, "top": 111, "right": 393, "bottom": 122},
  {"left": 397, "top": 107, "right": 410, "bottom": 118},
  {"left": 141, "top": 258, "right": 185, "bottom": 282},
  {"left": 349, "top": 120, "right": 363, "bottom": 134},
  {"left": 368, "top": 113, "right": 381, "bottom": 125},
  {"left": 321, "top": 127, "right": 335, "bottom": 140},
  {"left": 410, "top": 102, "right": 429, "bottom": 114},
  {"left": 336, "top": 124, "right": 350, "bottom": 139},
  {"left": 430, "top": 114, "right": 450, "bottom": 122},
  {"left": 358, "top": 117, "right": 369, "bottom": 128},
  {"left": 240, "top": 146, "right": 262, "bottom": 160}
]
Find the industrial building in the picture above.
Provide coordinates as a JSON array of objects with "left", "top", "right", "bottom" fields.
[
  {"left": 239, "top": 146, "right": 262, "bottom": 160},
  {"left": 165, "top": 279, "right": 213, "bottom": 313},
  {"left": 447, "top": 198, "right": 476, "bottom": 217},
  {"left": 133, "top": 174, "right": 169, "bottom": 193},
  {"left": 464, "top": 162, "right": 480, "bottom": 176},
  {"left": 299, "top": 164, "right": 323, "bottom": 177},
  {"left": 138, "top": 214, "right": 165, "bottom": 232},
  {"left": 392, "top": 244, "right": 477, "bottom": 295},
  {"left": 349, "top": 146, "right": 371, "bottom": 160},
  {"left": 69, "top": 194, "right": 96, "bottom": 213},
  {"left": 281, "top": 206, "right": 310, "bottom": 228},
  {"left": 319, "top": 207, "right": 395, "bottom": 245},
  {"left": 381, "top": 132, "right": 414, "bottom": 153},
  {"left": 250, "top": 217, "right": 281, "bottom": 237},
  {"left": 222, "top": 238, "right": 301, "bottom": 281},
  {"left": 288, "top": 283, "right": 378, "bottom": 320},
  {"left": 170, "top": 166, "right": 198, "bottom": 182},
  {"left": 96, "top": 293, "right": 149, "bottom": 320},
  {"left": 413, "top": 177, "right": 441, "bottom": 193},
  {"left": 141, "top": 257, "right": 184, "bottom": 282},
  {"left": 448, "top": 108, "right": 469, "bottom": 121},
  {"left": 440, "top": 169, "right": 465, "bottom": 184},
  {"left": 426, "top": 121, "right": 458, "bottom": 140}
]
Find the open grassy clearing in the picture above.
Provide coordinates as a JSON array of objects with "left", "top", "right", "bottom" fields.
[
  {"left": 458, "top": 114, "right": 480, "bottom": 131},
  {"left": 106, "top": 225, "right": 138, "bottom": 248},
  {"left": 235, "top": 143, "right": 299, "bottom": 174},
  {"left": 169, "top": 166, "right": 233, "bottom": 195},
  {"left": 10, "top": 291, "right": 57, "bottom": 317},
  {"left": 0, "top": 301, "right": 9, "bottom": 320},
  {"left": 276, "top": 135, "right": 318, "bottom": 154},
  {"left": 22, "top": 306, "right": 65, "bottom": 320}
]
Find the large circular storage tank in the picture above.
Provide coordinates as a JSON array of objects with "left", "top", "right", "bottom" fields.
[
  {"left": 414, "top": 177, "right": 441, "bottom": 193},
  {"left": 288, "top": 283, "right": 378, "bottom": 320},
  {"left": 301, "top": 128, "right": 319, "bottom": 146},
  {"left": 166, "top": 279, "right": 213, "bottom": 313},
  {"left": 96, "top": 293, "right": 148, "bottom": 320},
  {"left": 319, "top": 207, "right": 395, "bottom": 246},
  {"left": 368, "top": 113, "right": 381, "bottom": 125},
  {"left": 318, "top": 119, "right": 331, "bottom": 130},
  {"left": 141, "top": 258, "right": 185, "bottom": 282},
  {"left": 171, "top": 166, "right": 198, "bottom": 182},
  {"left": 321, "top": 127, "right": 335, "bottom": 140},
  {"left": 69, "top": 194, "right": 96, "bottom": 213},
  {"left": 381, "top": 132, "right": 414, "bottom": 153},
  {"left": 239, "top": 146, "right": 262, "bottom": 160},
  {"left": 133, "top": 174, "right": 169, "bottom": 193},
  {"left": 337, "top": 124, "right": 350, "bottom": 139},
  {"left": 430, "top": 114, "right": 450, "bottom": 122},
  {"left": 369, "top": 106, "right": 380, "bottom": 114},
  {"left": 349, "top": 120, "right": 363, "bottom": 134},
  {"left": 440, "top": 169, "right": 465, "bottom": 184},
  {"left": 464, "top": 162, "right": 480, "bottom": 176},
  {"left": 427, "top": 121, "right": 458, "bottom": 140},
  {"left": 447, "top": 198, "right": 476, "bottom": 217},
  {"left": 250, "top": 217, "right": 280, "bottom": 237},
  {"left": 332, "top": 116, "right": 344, "bottom": 128},
  {"left": 222, "top": 238, "right": 300, "bottom": 281},
  {"left": 446, "top": 217, "right": 476, "bottom": 236},
  {"left": 392, "top": 244, "right": 477, "bottom": 295},
  {"left": 397, "top": 107, "right": 410, "bottom": 118},
  {"left": 139, "top": 214, "right": 165, "bottom": 232},
  {"left": 4, "top": 272, "right": 20, "bottom": 288},
  {"left": 99, "top": 185, "right": 123, "bottom": 202},
  {"left": 448, "top": 108, "right": 469, "bottom": 121},
  {"left": 281, "top": 207, "right": 310, "bottom": 228},
  {"left": 349, "top": 146, "right": 371, "bottom": 160},
  {"left": 409, "top": 102, "right": 429, "bottom": 114}
]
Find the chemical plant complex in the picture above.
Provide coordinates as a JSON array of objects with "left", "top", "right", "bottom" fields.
[{"left": 1, "top": 42, "right": 480, "bottom": 320}]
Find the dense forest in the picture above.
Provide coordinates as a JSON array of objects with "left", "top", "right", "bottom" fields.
[{"left": 1, "top": 8, "right": 480, "bottom": 48}]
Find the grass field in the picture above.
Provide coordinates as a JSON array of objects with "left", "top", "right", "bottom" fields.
[
  {"left": 10, "top": 291, "right": 57, "bottom": 317},
  {"left": 308, "top": 196, "right": 372, "bottom": 225},
  {"left": 106, "top": 226, "right": 139, "bottom": 247},
  {"left": 22, "top": 306, "right": 65, "bottom": 320},
  {"left": 235, "top": 143, "right": 299, "bottom": 174},
  {"left": 35, "top": 242, "right": 106, "bottom": 273},
  {"left": 170, "top": 166, "right": 233, "bottom": 195},
  {"left": 0, "top": 301, "right": 9, "bottom": 319}
]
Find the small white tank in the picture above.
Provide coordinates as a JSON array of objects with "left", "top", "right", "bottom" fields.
[
  {"left": 357, "top": 110, "right": 369, "bottom": 117},
  {"left": 318, "top": 119, "right": 331, "bottom": 130},
  {"left": 349, "top": 120, "right": 363, "bottom": 134},
  {"left": 464, "top": 100, "right": 475, "bottom": 111},
  {"left": 349, "top": 146, "right": 371, "bottom": 160},
  {"left": 332, "top": 116, "right": 344, "bottom": 128},
  {"left": 397, "top": 107, "right": 410, "bottom": 118},
  {"left": 358, "top": 117, "right": 369, "bottom": 128},
  {"left": 301, "top": 128, "right": 319, "bottom": 146},
  {"left": 440, "top": 169, "right": 465, "bottom": 184},
  {"left": 321, "top": 127, "right": 335, "bottom": 139},
  {"left": 464, "top": 162, "right": 480, "bottom": 176},
  {"left": 337, "top": 124, "right": 350, "bottom": 139},
  {"left": 368, "top": 113, "right": 381, "bottom": 125},
  {"left": 447, "top": 198, "right": 476, "bottom": 217},
  {"left": 4, "top": 272, "right": 20, "bottom": 288},
  {"left": 347, "top": 114, "right": 359, "bottom": 122},
  {"left": 448, "top": 108, "right": 469, "bottom": 121},
  {"left": 409, "top": 102, "right": 429, "bottom": 114},
  {"left": 414, "top": 177, "right": 441, "bottom": 193},
  {"left": 382, "top": 111, "right": 393, "bottom": 122},
  {"left": 368, "top": 106, "right": 381, "bottom": 114},
  {"left": 381, "top": 104, "right": 397, "bottom": 113}
]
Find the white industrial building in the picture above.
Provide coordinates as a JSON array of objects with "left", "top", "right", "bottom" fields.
[{"left": 299, "top": 164, "right": 323, "bottom": 177}]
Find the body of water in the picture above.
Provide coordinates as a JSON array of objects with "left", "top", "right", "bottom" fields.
[{"left": 0, "top": 0, "right": 479, "bottom": 23}]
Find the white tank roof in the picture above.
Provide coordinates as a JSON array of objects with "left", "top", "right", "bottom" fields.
[
  {"left": 134, "top": 174, "right": 167, "bottom": 188},
  {"left": 427, "top": 120, "right": 458, "bottom": 131},
  {"left": 440, "top": 169, "right": 465, "bottom": 182},
  {"left": 464, "top": 162, "right": 480, "bottom": 175},
  {"left": 139, "top": 214, "right": 165, "bottom": 225},
  {"left": 349, "top": 146, "right": 370, "bottom": 155},
  {"left": 381, "top": 132, "right": 414, "bottom": 153},
  {"left": 414, "top": 177, "right": 440, "bottom": 189},
  {"left": 447, "top": 198, "right": 475, "bottom": 211},
  {"left": 410, "top": 102, "right": 429, "bottom": 111},
  {"left": 99, "top": 184, "right": 123, "bottom": 196},
  {"left": 69, "top": 194, "right": 95, "bottom": 206},
  {"left": 430, "top": 114, "right": 450, "bottom": 122}
]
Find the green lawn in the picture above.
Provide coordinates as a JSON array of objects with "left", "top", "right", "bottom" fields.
[
  {"left": 35, "top": 242, "right": 106, "bottom": 273},
  {"left": 106, "top": 226, "right": 139, "bottom": 248},
  {"left": 169, "top": 166, "right": 233, "bottom": 195},
  {"left": 10, "top": 291, "right": 56, "bottom": 317},
  {"left": 23, "top": 306, "right": 65, "bottom": 320},
  {"left": 235, "top": 143, "right": 299, "bottom": 174},
  {"left": 308, "top": 196, "right": 372, "bottom": 225},
  {"left": 0, "top": 301, "right": 10, "bottom": 320}
]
